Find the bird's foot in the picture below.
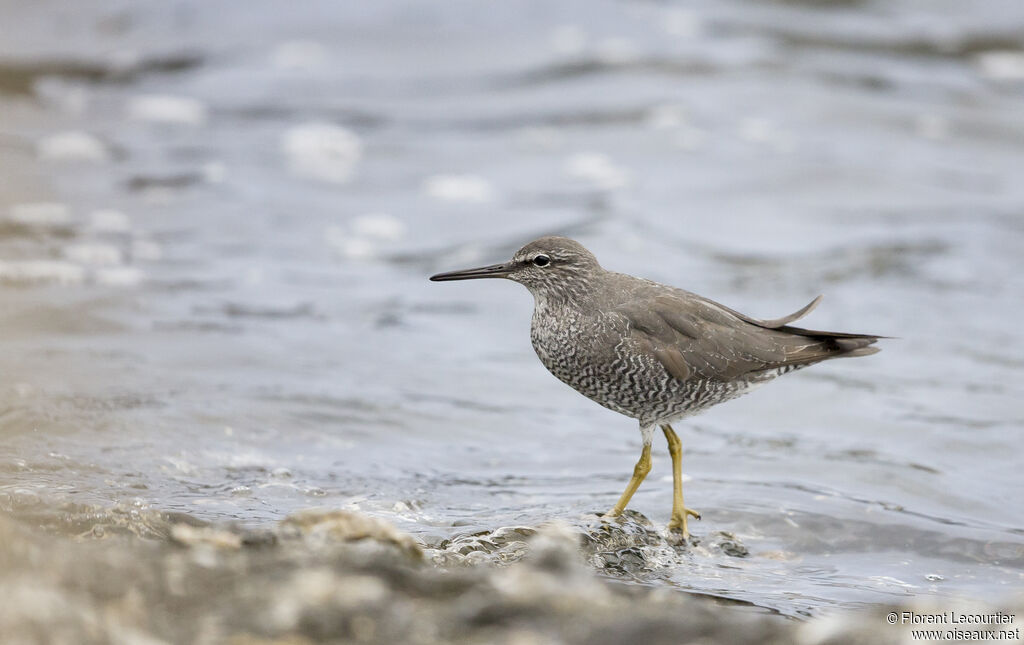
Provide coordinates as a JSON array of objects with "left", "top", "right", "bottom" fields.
[
  {"left": 667, "top": 520, "right": 690, "bottom": 540},
  {"left": 667, "top": 507, "right": 701, "bottom": 539},
  {"left": 601, "top": 508, "right": 622, "bottom": 521}
]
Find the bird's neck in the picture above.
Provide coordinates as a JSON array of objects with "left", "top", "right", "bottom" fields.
[{"left": 530, "top": 285, "right": 596, "bottom": 319}]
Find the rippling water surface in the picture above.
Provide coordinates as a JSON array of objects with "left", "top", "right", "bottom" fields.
[{"left": 1, "top": 0, "right": 1023, "bottom": 618}]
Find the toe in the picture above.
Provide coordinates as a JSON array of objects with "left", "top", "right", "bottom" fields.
[{"left": 667, "top": 516, "right": 689, "bottom": 533}]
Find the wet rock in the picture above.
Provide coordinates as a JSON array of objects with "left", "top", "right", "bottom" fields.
[
  {"left": 579, "top": 510, "right": 664, "bottom": 551},
  {"left": 690, "top": 531, "right": 751, "bottom": 558},
  {"left": 434, "top": 512, "right": 695, "bottom": 579},
  {"left": 5, "top": 488, "right": 42, "bottom": 510},
  {"left": 170, "top": 523, "right": 244, "bottom": 550},
  {"left": 279, "top": 508, "right": 423, "bottom": 561},
  {"left": 4, "top": 500, "right": 186, "bottom": 540},
  {"left": 435, "top": 526, "right": 536, "bottom": 565}
]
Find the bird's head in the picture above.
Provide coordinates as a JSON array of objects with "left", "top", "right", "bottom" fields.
[{"left": 430, "top": 236, "right": 603, "bottom": 301}]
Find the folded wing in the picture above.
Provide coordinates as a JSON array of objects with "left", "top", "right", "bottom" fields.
[{"left": 620, "top": 292, "right": 880, "bottom": 383}]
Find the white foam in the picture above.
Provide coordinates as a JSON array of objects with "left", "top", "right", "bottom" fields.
[
  {"left": 282, "top": 122, "right": 363, "bottom": 184},
  {"left": 95, "top": 266, "right": 144, "bottom": 286},
  {"left": 202, "top": 161, "right": 228, "bottom": 184},
  {"left": 351, "top": 213, "right": 406, "bottom": 241},
  {"left": 564, "top": 153, "right": 630, "bottom": 189},
  {"left": 88, "top": 209, "right": 132, "bottom": 233},
  {"left": 63, "top": 243, "right": 123, "bottom": 266},
  {"left": 326, "top": 226, "right": 377, "bottom": 260},
  {"left": 127, "top": 94, "right": 208, "bottom": 125},
  {"left": 974, "top": 50, "right": 1024, "bottom": 80},
  {"left": 271, "top": 40, "right": 329, "bottom": 70},
  {"left": 0, "top": 260, "right": 85, "bottom": 285},
  {"left": 163, "top": 456, "right": 197, "bottom": 475},
  {"left": 37, "top": 131, "right": 109, "bottom": 162},
  {"left": 422, "top": 174, "right": 495, "bottom": 203},
  {"left": 8, "top": 202, "right": 72, "bottom": 227},
  {"left": 550, "top": 25, "right": 587, "bottom": 56}
]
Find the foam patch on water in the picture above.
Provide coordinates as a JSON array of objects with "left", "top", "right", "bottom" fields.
[
  {"left": 564, "top": 153, "right": 630, "bottom": 189},
  {"left": 550, "top": 25, "right": 587, "bottom": 56},
  {"left": 974, "top": 50, "right": 1024, "bottom": 81},
  {"left": 63, "top": 243, "right": 123, "bottom": 266},
  {"left": 283, "top": 122, "right": 363, "bottom": 184},
  {"left": 325, "top": 213, "right": 407, "bottom": 261},
  {"left": 0, "top": 261, "right": 85, "bottom": 285},
  {"left": 128, "top": 95, "right": 208, "bottom": 125},
  {"left": 202, "top": 161, "right": 228, "bottom": 184},
  {"left": 36, "top": 131, "right": 109, "bottom": 162},
  {"left": 644, "top": 105, "right": 707, "bottom": 150},
  {"left": 7, "top": 203, "right": 72, "bottom": 227},
  {"left": 421, "top": 174, "right": 495, "bottom": 203},
  {"left": 327, "top": 228, "right": 374, "bottom": 260},
  {"left": 351, "top": 213, "right": 406, "bottom": 241},
  {"left": 94, "top": 267, "right": 144, "bottom": 286}
]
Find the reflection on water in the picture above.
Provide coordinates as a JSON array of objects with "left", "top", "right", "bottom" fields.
[{"left": 1, "top": 0, "right": 1023, "bottom": 620}]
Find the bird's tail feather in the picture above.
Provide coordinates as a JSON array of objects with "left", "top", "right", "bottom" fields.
[{"left": 780, "top": 327, "right": 883, "bottom": 365}]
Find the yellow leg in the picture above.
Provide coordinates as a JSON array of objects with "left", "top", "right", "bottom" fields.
[
  {"left": 604, "top": 442, "right": 652, "bottom": 519},
  {"left": 662, "top": 424, "right": 700, "bottom": 538}
]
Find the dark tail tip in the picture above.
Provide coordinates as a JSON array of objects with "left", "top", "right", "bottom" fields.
[{"left": 833, "top": 336, "right": 881, "bottom": 358}]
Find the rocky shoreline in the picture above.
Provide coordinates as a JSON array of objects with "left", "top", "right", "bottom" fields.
[{"left": 2, "top": 507, "right": 1015, "bottom": 645}]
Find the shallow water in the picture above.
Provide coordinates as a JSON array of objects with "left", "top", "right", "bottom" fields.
[{"left": 1, "top": 0, "right": 1023, "bottom": 620}]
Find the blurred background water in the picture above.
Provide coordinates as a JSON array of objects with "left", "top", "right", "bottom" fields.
[{"left": 1, "top": 0, "right": 1022, "bottom": 619}]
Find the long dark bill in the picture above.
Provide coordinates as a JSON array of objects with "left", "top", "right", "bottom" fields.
[{"left": 429, "top": 262, "right": 513, "bottom": 281}]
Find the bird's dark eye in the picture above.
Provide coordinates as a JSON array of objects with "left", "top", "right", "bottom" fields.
[{"left": 533, "top": 254, "right": 550, "bottom": 267}]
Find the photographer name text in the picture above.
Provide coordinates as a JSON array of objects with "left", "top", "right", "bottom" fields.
[{"left": 894, "top": 611, "right": 1016, "bottom": 626}]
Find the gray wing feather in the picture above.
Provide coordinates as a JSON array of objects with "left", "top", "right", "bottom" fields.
[
  {"left": 699, "top": 294, "right": 823, "bottom": 329},
  {"left": 620, "top": 291, "right": 879, "bottom": 383}
]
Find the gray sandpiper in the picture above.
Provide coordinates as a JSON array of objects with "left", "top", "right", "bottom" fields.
[{"left": 430, "top": 236, "right": 881, "bottom": 539}]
